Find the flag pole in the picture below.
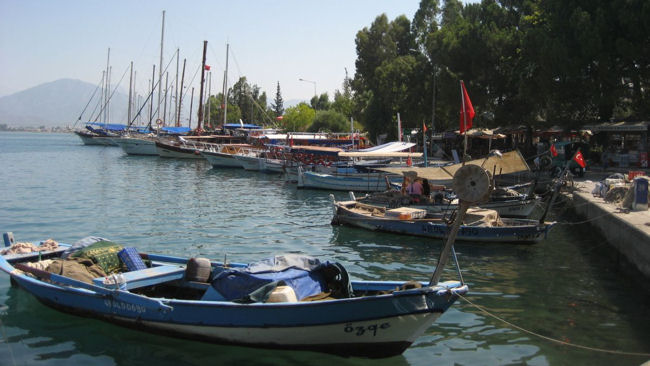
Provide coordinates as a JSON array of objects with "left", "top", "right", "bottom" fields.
[
  {"left": 423, "top": 122, "right": 428, "bottom": 167},
  {"left": 461, "top": 80, "right": 468, "bottom": 165},
  {"left": 397, "top": 113, "right": 402, "bottom": 142}
]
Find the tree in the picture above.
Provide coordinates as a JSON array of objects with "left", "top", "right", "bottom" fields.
[
  {"left": 308, "top": 110, "right": 348, "bottom": 132},
  {"left": 331, "top": 68, "right": 355, "bottom": 118},
  {"left": 271, "top": 81, "right": 284, "bottom": 117},
  {"left": 310, "top": 93, "right": 331, "bottom": 110},
  {"left": 229, "top": 76, "right": 271, "bottom": 124},
  {"left": 282, "top": 102, "right": 315, "bottom": 132}
]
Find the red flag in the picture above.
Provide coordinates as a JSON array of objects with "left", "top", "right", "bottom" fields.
[
  {"left": 459, "top": 81, "right": 475, "bottom": 133},
  {"left": 573, "top": 150, "right": 586, "bottom": 168},
  {"left": 550, "top": 144, "right": 558, "bottom": 157},
  {"left": 204, "top": 65, "right": 211, "bottom": 71},
  {"left": 423, "top": 122, "right": 428, "bottom": 133}
]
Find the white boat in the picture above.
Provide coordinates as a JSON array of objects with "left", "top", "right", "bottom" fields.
[
  {"left": 297, "top": 167, "right": 401, "bottom": 192},
  {"left": 113, "top": 135, "right": 159, "bottom": 155},
  {"left": 201, "top": 144, "right": 258, "bottom": 168},
  {"left": 234, "top": 153, "right": 262, "bottom": 171}
]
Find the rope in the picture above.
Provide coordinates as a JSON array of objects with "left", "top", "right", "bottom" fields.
[{"left": 458, "top": 294, "right": 650, "bottom": 357}]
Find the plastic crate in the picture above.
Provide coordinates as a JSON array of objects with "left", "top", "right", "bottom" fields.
[{"left": 118, "top": 247, "right": 147, "bottom": 271}]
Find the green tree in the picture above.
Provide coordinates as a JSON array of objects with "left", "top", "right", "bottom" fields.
[
  {"left": 230, "top": 76, "right": 270, "bottom": 124},
  {"left": 310, "top": 93, "right": 331, "bottom": 110},
  {"left": 271, "top": 81, "right": 284, "bottom": 117},
  {"left": 331, "top": 68, "right": 355, "bottom": 118},
  {"left": 282, "top": 102, "right": 315, "bottom": 132},
  {"left": 308, "top": 110, "right": 348, "bottom": 132}
]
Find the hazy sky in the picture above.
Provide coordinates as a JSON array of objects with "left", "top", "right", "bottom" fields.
[{"left": 0, "top": 0, "right": 425, "bottom": 102}]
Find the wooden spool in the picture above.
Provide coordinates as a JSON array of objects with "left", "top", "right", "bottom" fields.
[{"left": 452, "top": 164, "right": 493, "bottom": 204}]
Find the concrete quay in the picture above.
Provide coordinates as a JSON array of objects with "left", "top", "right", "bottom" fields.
[{"left": 566, "top": 173, "right": 650, "bottom": 281}]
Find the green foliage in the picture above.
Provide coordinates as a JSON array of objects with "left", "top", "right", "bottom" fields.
[
  {"left": 229, "top": 77, "right": 270, "bottom": 124},
  {"left": 349, "top": 0, "right": 650, "bottom": 137},
  {"left": 310, "top": 93, "right": 331, "bottom": 110},
  {"left": 308, "top": 110, "right": 348, "bottom": 132},
  {"left": 271, "top": 81, "right": 284, "bottom": 117},
  {"left": 282, "top": 103, "right": 315, "bottom": 132}
]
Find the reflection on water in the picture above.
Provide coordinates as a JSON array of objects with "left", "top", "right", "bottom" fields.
[{"left": 0, "top": 132, "right": 649, "bottom": 366}]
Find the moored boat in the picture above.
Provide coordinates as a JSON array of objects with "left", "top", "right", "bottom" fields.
[
  {"left": 0, "top": 235, "right": 467, "bottom": 358},
  {"left": 331, "top": 199, "right": 555, "bottom": 243}
]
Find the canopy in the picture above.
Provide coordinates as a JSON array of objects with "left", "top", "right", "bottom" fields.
[
  {"left": 376, "top": 150, "right": 530, "bottom": 182},
  {"left": 339, "top": 151, "right": 422, "bottom": 158},
  {"left": 359, "top": 141, "right": 416, "bottom": 152}
]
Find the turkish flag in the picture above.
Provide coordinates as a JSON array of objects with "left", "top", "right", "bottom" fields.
[
  {"left": 204, "top": 65, "right": 211, "bottom": 71},
  {"left": 573, "top": 150, "right": 586, "bottom": 168},
  {"left": 550, "top": 144, "right": 558, "bottom": 157},
  {"left": 459, "top": 81, "right": 475, "bottom": 133}
]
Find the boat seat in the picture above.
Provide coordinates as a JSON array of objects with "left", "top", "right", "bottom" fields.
[{"left": 93, "top": 264, "right": 185, "bottom": 290}]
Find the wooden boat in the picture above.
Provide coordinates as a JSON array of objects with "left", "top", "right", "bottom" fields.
[
  {"left": 201, "top": 144, "right": 259, "bottom": 168},
  {"left": 357, "top": 186, "right": 541, "bottom": 218},
  {"left": 0, "top": 235, "right": 467, "bottom": 358},
  {"left": 331, "top": 199, "right": 555, "bottom": 243}
]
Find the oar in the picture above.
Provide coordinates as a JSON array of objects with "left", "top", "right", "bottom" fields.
[{"left": 10, "top": 261, "right": 173, "bottom": 313}]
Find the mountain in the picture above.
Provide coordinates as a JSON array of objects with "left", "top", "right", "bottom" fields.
[{"left": 0, "top": 79, "right": 128, "bottom": 128}]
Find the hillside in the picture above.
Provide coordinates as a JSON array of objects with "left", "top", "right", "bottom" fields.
[{"left": 0, "top": 79, "right": 128, "bottom": 128}]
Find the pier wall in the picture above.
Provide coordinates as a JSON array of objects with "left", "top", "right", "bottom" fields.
[{"left": 570, "top": 188, "right": 650, "bottom": 280}]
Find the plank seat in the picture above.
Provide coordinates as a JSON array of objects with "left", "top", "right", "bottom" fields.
[{"left": 93, "top": 264, "right": 185, "bottom": 290}]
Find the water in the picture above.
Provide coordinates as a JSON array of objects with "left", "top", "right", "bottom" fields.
[{"left": 0, "top": 132, "right": 649, "bottom": 366}]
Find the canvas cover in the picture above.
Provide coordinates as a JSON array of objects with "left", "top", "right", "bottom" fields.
[
  {"left": 376, "top": 150, "right": 530, "bottom": 182},
  {"left": 203, "top": 255, "right": 352, "bottom": 303}
]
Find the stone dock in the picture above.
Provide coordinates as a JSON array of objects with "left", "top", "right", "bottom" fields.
[{"left": 566, "top": 172, "right": 650, "bottom": 281}]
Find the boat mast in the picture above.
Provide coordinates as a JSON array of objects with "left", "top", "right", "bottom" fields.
[
  {"left": 163, "top": 72, "right": 169, "bottom": 127},
  {"left": 104, "top": 48, "right": 110, "bottom": 125},
  {"left": 197, "top": 40, "right": 207, "bottom": 132},
  {"left": 206, "top": 71, "right": 211, "bottom": 129},
  {"left": 223, "top": 43, "right": 229, "bottom": 125},
  {"left": 189, "top": 87, "right": 194, "bottom": 129},
  {"left": 149, "top": 65, "right": 155, "bottom": 126},
  {"left": 177, "top": 58, "right": 186, "bottom": 127},
  {"left": 157, "top": 10, "right": 165, "bottom": 124},
  {"left": 127, "top": 61, "right": 133, "bottom": 126},
  {"left": 174, "top": 48, "right": 179, "bottom": 126}
]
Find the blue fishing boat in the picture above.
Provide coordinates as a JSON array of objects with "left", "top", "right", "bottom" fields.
[
  {"left": 0, "top": 235, "right": 467, "bottom": 358},
  {"left": 331, "top": 199, "right": 555, "bottom": 243}
]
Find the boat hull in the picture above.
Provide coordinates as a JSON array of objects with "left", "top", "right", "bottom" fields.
[
  {"left": 75, "top": 131, "right": 118, "bottom": 146},
  {"left": 298, "top": 170, "right": 395, "bottom": 192},
  {"left": 4, "top": 259, "right": 464, "bottom": 358},
  {"left": 113, "top": 137, "right": 158, "bottom": 155},
  {"left": 202, "top": 151, "right": 244, "bottom": 168},
  {"left": 155, "top": 141, "right": 204, "bottom": 159},
  {"left": 333, "top": 202, "right": 554, "bottom": 243}
]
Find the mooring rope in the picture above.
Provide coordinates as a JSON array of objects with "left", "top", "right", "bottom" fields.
[{"left": 457, "top": 294, "right": 650, "bottom": 357}]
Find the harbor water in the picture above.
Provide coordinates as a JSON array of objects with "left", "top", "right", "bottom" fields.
[{"left": 1, "top": 132, "right": 649, "bottom": 366}]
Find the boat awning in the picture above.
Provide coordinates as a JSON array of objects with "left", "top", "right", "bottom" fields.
[
  {"left": 375, "top": 150, "right": 530, "bottom": 181},
  {"left": 86, "top": 122, "right": 128, "bottom": 132},
  {"left": 358, "top": 141, "right": 416, "bottom": 153},
  {"left": 161, "top": 126, "right": 192, "bottom": 135},
  {"left": 339, "top": 151, "right": 423, "bottom": 158},
  {"left": 290, "top": 145, "right": 343, "bottom": 156},
  {"left": 224, "top": 123, "right": 262, "bottom": 130}
]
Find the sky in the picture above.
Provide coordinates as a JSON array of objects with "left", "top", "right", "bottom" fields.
[{"left": 0, "top": 0, "right": 425, "bottom": 103}]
